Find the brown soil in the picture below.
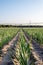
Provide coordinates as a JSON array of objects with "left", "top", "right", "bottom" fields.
[{"left": 0, "top": 33, "right": 19, "bottom": 64}]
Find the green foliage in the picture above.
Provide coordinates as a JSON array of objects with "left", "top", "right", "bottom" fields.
[
  {"left": 24, "top": 28, "right": 43, "bottom": 46},
  {"left": 0, "top": 27, "right": 19, "bottom": 49},
  {"left": 19, "top": 33, "right": 30, "bottom": 65}
]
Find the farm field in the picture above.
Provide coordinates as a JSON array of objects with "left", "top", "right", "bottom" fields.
[
  {"left": 24, "top": 28, "right": 43, "bottom": 47},
  {"left": 0, "top": 27, "right": 19, "bottom": 49},
  {"left": 0, "top": 27, "right": 43, "bottom": 65}
]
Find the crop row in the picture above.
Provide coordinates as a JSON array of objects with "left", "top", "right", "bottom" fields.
[
  {"left": 14, "top": 30, "right": 35, "bottom": 65},
  {"left": 24, "top": 28, "right": 43, "bottom": 46},
  {"left": 0, "top": 27, "right": 19, "bottom": 49}
]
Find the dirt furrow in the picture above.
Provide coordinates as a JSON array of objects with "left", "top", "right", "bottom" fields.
[{"left": 0, "top": 32, "right": 19, "bottom": 65}]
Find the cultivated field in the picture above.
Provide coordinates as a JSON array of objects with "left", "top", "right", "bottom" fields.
[
  {"left": 0, "top": 27, "right": 43, "bottom": 65},
  {"left": 0, "top": 27, "right": 19, "bottom": 49}
]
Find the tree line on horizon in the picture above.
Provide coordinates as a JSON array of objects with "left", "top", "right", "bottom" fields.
[{"left": 0, "top": 25, "right": 43, "bottom": 27}]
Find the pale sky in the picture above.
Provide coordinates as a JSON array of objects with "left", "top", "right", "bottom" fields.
[{"left": 0, "top": 0, "right": 43, "bottom": 25}]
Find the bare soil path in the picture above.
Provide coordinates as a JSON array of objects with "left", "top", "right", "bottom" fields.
[{"left": 0, "top": 31, "right": 19, "bottom": 65}]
